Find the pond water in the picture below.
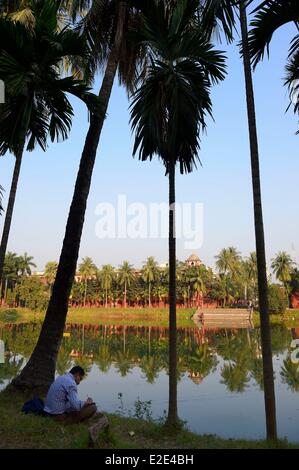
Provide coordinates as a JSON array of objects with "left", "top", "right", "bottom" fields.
[{"left": 1, "top": 322, "right": 299, "bottom": 442}]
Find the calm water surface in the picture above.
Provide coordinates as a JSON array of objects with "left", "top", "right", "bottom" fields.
[{"left": 1, "top": 322, "right": 299, "bottom": 442}]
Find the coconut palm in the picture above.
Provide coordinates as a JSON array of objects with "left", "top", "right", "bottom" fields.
[
  {"left": 99, "top": 265, "right": 115, "bottom": 308},
  {"left": 130, "top": 0, "right": 225, "bottom": 427},
  {"left": 118, "top": 261, "right": 135, "bottom": 307},
  {"left": 141, "top": 257, "right": 159, "bottom": 308},
  {"left": 18, "top": 252, "right": 36, "bottom": 277},
  {"left": 190, "top": 266, "right": 206, "bottom": 306},
  {"left": 78, "top": 256, "right": 97, "bottom": 306},
  {"left": 215, "top": 247, "right": 241, "bottom": 276},
  {"left": 241, "top": 252, "right": 257, "bottom": 301},
  {"left": 271, "top": 251, "right": 296, "bottom": 306},
  {"left": 13, "top": 0, "right": 150, "bottom": 390},
  {"left": 44, "top": 261, "right": 58, "bottom": 293},
  {"left": 271, "top": 251, "right": 295, "bottom": 287},
  {"left": 248, "top": 0, "right": 299, "bottom": 132},
  {"left": 0, "top": 1, "right": 91, "bottom": 286}
]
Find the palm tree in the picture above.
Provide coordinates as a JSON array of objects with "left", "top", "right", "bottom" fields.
[
  {"left": 12, "top": 0, "right": 149, "bottom": 390},
  {"left": 271, "top": 252, "right": 295, "bottom": 286},
  {"left": 18, "top": 252, "right": 36, "bottom": 276},
  {"left": 99, "top": 265, "right": 115, "bottom": 307},
  {"left": 44, "top": 261, "right": 58, "bottom": 293},
  {"left": 78, "top": 256, "right": 97, "bottom": 306},
  {"left": 239, "top": 0, "right": 278, "bottom": 440},
  {"left": 271, "top": 252, "right": 295, "bottom": 306},
  {"left": 1, "top": 251, "right": 19, "bottom": 303},
  {"left": 130, "top": 0, "right": 225, "bottom": 427},
  {"left": 242, "top": 252, "right": 257, "bottom": 301},
  {"left": 248, "top": 0, "right": 299, "bottom": 131},
  {"left": 215, "top": 247, "right": 241, "bottom": 276},
  {"left": 0, "top": 1, "right": 91, "bottom": 286},
  {"left": 118, "top": 261, "right": 135, "bottom": 307},
  {"left": 141, "top": 257, "right": 159, "bottom": 308},
  {"left": 200, "top": 0, "right": 278, "bottom": 440},
  {"left": 190, "top": 266, "right": 206, "bottom": 307}
]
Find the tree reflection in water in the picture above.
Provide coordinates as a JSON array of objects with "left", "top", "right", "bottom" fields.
[{"left": 0, "top": 322, "right": 297, "bottom": 394}]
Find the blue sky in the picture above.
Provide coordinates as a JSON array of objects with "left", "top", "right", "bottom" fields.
[{"left": 0, "top": 15, "right": 298, "bottom": 273}]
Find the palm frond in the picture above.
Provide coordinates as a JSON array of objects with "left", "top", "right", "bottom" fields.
[
  {"left": 200, "top": 0, "right": 238, "bottom": 44},
  {"left": 285, "top": 48, "right": 299, "bottom": 133},
  {"left": 248, "top": 0, "right": 299, "bottom": 68},
  {"left": 130, "top": 0, "right": 226, "bottom": 175},
  {"left": 10, "top": 7, "right": 35, "bottom": 29},
  {"left": 0, "top": 1, "right": 94, "bottom": 156}
]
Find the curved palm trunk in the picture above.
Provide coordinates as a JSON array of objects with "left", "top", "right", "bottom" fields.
[
  {"left": 240, "top": 1, "right": 277, "bottom": 441},
  {"left": 12, "top": 5, "right": 125, "bottom": 391},
  {"left": 0, "top": 143, "right": 25, "bottom": 283},
  {"left": 167, "top": 160, "right": 178, "bottom": 426}
]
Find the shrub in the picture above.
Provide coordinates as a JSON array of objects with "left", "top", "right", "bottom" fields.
[
  {"left": 0, "top": 308, "right": 20, "bottom": 322},
  {"left": 268, "top": 285, "right": 288, "bottom": 315}
]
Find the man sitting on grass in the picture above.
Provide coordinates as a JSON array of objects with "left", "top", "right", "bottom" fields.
[{"left": 44, "top": 366, "right": 97, "bottom": 424}]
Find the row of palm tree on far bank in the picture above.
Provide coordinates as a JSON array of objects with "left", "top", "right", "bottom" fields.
[
  {"left": 1, "top": 249, "right": 298, "bottom": 311},
  {"left": 0, "top": 0, "right": 298, "bottom": 438}
]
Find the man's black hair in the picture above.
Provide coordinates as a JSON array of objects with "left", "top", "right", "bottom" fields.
[{"left": 69, "top": 366, "right": 85, "bottom": 376}]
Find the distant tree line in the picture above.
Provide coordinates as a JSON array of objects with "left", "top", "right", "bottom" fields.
[{"left": 1, "top": 248, "right": 298, "bottom": 313}]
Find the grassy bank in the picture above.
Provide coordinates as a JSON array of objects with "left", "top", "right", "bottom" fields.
[
  {"left": 1, "top": 307, "right": 299, "bottom": 327},
  {"left": 0, "top": 307, "right": 196, "bottom": 327},
  {"left": 0, "top": 389, "right": 297, "bottom": 449},
  {"left": 253, "top": 309, "right": 299, "bottom": 328}
]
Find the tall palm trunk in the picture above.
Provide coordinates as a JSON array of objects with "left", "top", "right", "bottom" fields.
[
  {"left": 4, "top": 279, "right": 8, "bottom": 305},
  {"left": 124, "top": 280, "right": 127, "bottom": 307},
  {"left": 166, "top": 160, "right": 178, "bottom": 426},
  {"left": 83, "top": 278, "right": 87, "bottom": 306},
  {"left": 0, "top": 142, "right": 25, "bottom": 283},
  {"left": 12, "top": 4, "right": 126, "bottom": 391},
  {"left": 239, "top": 1, "right": 277, "bottom": 441},
  {"left": 148, "top": 282, "right": 151, "bottom": 307}
]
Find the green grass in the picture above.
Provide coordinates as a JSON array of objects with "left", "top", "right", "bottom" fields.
[
  {"left": 0, "top": 307, "right": 196, "bottom": 327},
  {"left": 253, "top": 309, "right": 299, "bottom": 328},
  {"left": 0, "top": 388, "right": 297, "bottom": 449},
  {"left": 1, "top": 307, "right": 299, "bottom": 328}
]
